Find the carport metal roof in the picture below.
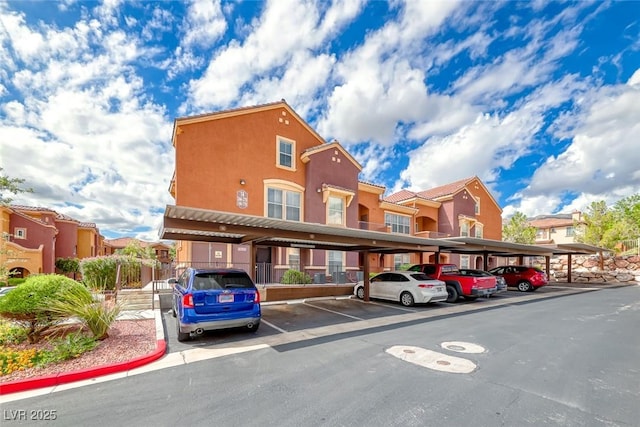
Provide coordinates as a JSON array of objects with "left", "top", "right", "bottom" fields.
[
  {"left": 160, "top": 205, "right": 465, "bottom": 253},
  {"left": 438, "top": 237, "right": 556, "bottom": 257}
]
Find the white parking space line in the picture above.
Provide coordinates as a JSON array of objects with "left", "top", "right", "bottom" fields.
[
  {"left": 352, "top": 298, "right": 417, "bottom": 312},
  {"left": 304, "top": 302, "right": 364, "bottom": 320},
  {"left": 261, "top": 319, "right": 287, "bottom": 333}
]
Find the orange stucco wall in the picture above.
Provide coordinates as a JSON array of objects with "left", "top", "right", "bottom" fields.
[
  {"left": 467, "top": 178, "right": 503, "bottom": 239},
  {"left": 174, "top": 107, "right": 323, "bottom": 215}
]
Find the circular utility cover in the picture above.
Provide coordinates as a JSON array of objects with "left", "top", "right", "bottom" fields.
[{"left": 441, "top": 341, "right": 486, "bottom": 354}]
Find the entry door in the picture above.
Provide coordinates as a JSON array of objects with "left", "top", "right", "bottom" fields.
[{"left": 255, "top": 247, "right": 272, "bottom": 284}]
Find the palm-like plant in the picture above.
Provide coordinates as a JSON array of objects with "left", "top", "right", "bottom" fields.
[{"left": 44, "top": 286, "right": 122, "bottom": 340}]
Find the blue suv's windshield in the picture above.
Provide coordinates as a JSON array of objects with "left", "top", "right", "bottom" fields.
[{"left": 193, "top": 272, "right": 255, "bottom": 290}]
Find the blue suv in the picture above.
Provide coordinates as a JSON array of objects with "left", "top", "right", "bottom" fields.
[{"left": 171, "top": 268, "right": 261, "bottom": 342}]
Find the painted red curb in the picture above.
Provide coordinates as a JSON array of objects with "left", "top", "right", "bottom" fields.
[{"left": 1, "top": 339, "right": 167, "bottom": 395}]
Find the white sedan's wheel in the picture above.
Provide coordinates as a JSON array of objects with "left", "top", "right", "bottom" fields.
[{"left": 400, "top": 291, "right": 414, "bottom": 307}]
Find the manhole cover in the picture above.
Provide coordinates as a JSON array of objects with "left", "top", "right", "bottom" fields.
[
  {"left": 403, "top": 349, "right": 415, "bottom": 354},
  {"left": 447, "top": 345, "right": 466, "bottom": 351},
  {"left": 436, "top": 360, "right": 451, "bottom": 366}
]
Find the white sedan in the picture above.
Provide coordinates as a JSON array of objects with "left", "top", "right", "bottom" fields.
[{"left": 353, "top": 271, "right": 447, "bottom": 307}]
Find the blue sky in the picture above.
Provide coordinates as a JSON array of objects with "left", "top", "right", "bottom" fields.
[{"left": 1, "top": 0, "right": 639, "bottom": 240}]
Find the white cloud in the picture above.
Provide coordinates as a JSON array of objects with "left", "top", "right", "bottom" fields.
[
  {"left": 186, "top": 0, "right": 365, "bottom": 111},
  {"left": 504, "top": 82, "right": 640, "bottom": 216},
  {"left": 181, "top": 0, "right": 227, "bottom": 48},
  {"left": 1, "top": 4, "right": 174, "bottom": 239}
]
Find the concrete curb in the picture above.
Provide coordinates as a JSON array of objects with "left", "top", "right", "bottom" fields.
[{"left": 0, "top": 310, "right": 167, "bottom": 396}]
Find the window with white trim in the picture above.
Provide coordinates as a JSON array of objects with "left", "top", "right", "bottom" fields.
[
  {"left": 276, "top": 137, "right": 295, "bottom": 170},
  {"left": 385, "top": 213, "right": 410, "bottom": 234},
  {"left": 460, "top": 255, "right": 470, "bottom": 269},
  {"left": 287, "top": 248, "right": 300, "bottom": 270},
  {"left": 394, "top": 254, "right": 410, "bottom": 270},
  {"left": 460, "top": 221, "right": 469, "bottom": 237},
  {"left": 475, "top": 197, "right": 480, "bottom": 215},
  {"left": 14, "top": 228, "right": 26, "bottom": 239},
  {"left": 327, "top": 250, "right": 343, "bottom": 276},
  {"left": 267, "top": 188, "right": 301, "bottom": 221},
  {"left": 475, "top": 224, "right": 483, "bottom": 238},
  {"left": 327, "top": 196, "right": 344, "bottom": 225}
]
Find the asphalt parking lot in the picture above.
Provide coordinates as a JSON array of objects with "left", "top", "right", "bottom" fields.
[{"left": 162, "top": 285, "right": 599, "bottom": 353}]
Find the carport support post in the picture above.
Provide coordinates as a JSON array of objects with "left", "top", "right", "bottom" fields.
[
  {"left": 545, "top": 256, "right": 551, "bottom": 281},
  {"left": 363, "top": 250, "right": 370, "bottom": 302},
  {"left": 567, "top": 254, "right": 572, "bottom": 283}
]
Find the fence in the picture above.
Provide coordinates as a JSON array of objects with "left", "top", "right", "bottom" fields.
[
  {"left": 168, "top": 261, "right": 362, "bottom": 285},
  {"left": 617, "top": 238, "right": 640, "bottom": 255}
]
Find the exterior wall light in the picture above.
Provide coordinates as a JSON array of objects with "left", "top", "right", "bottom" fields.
[{"left": 240, "top": 179, "right": 246, "bottom": 185}]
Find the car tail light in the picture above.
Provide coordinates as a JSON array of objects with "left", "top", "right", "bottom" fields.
[
  {"left": 182, "top": 294, "right": 194, "bottom": 308},
  {"left": 418, "top": 284, "right": 435, "bottom": 288},
  {"left": 254, "top": 290, "right": 261, "bottom": 304}
]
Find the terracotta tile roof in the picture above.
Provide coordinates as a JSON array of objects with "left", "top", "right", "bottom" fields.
[
  {"left": 528, "top": 215, "right": 575, "bottom": 228},
  {"left": 358, "top": 180, "right": 385, "bottom": 190},
  {"left": 11, "top": 205, "right": 80, "bottom": 222},
  {"left": 384, "top": 189, "right": 420, "bottom": 203},
  {"left": 175, "top": 99, "right": 286, "bottom": 122},
  {"left": 416, "top": 176, "right": 475, "bottom": 200}
]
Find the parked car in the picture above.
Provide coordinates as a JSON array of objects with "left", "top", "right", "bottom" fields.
[
  {"left": 458, "top": 269, "right": 507, "bottom": 294},
  {"left": 171, "top": 268, "right": 261, "bottom": 342},
  {"left": 353, "top": 271, "right": 447, "bottom": 307},
  {"left": 488, "top": 265, "right": 548, "bottom": 292},
  {"left": 408, "top": 264, "right": 497, "bottom": 302}
]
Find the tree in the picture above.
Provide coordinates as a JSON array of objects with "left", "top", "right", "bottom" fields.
[
  {"left": 0, "top": 169, "right": 34, "bottom": 282},
  {"left": 115, "top": 240, "right": 156, "bottom": 260},
  {"left": 502, "top": 212, "right": 536, "bottom": 244},
  {"left": 576, "top": 201, "right": 615, "bottom": 247},
  {"left": 611, "top": 194, "right": 640, "bottom": 239},
  {"left": 575, "top": 200, "right": 616, "bottom": 269},
  {"left": 0, "top": 168, "right": 33, "bottom": 205}
]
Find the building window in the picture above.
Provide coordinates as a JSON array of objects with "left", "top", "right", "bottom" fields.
[
  {"left": 385, "top": 213, "right": 410, "bottom": 234},
  {"left": 460, "top": 255, "right": 470, "bottom": 269},
  {"left": 394, "top": 254, "right": 410, "bottom": 270},
  {"left": 475, "top": 224, "right": 483, "bottom": 238},
  {"left": 287, "top": 248, "right": 300, "bottom": 270},
  {"left": 536, "top": 229, "right": 546, "bottom": 239},
  {"left": 327, "top": 196, "right": 344, "bottom": 225},
  {"left": 14, "top": 228, "right": 27, "bottom": 239},
  {"left": 475, "top": 197, "right": 480, "bottom": 215},
  {"left": 460, "top": 221, "right": 469, "bottom": 237},
  {"left": 327, "top": 250, "right": 343, "bottom": 276},
  {"left": 276, "top": 136, "right": 295, "bottom": 170},
  {"left": 267, "top": 188, "right": 301, "bottom": 221},
  {"left": 566, "top": 226, "right": 575, "bottom": 237}
]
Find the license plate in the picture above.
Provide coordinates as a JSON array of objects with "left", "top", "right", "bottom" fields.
[{"left": 219, "top": 294, "right": 234, "bottom": 303}]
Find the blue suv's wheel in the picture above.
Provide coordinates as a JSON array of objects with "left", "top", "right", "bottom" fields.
[{"left": 176, "top": 319, "right": 190, "bottom": 342}]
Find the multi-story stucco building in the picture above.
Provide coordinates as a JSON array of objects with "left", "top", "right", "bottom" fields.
[{"left": 168, "top": 101, "right": 504, "bottom": 282}]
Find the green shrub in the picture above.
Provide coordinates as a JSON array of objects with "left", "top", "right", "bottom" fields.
[
  {"left": 80, "top": 255, "right": 154, "bottom": 291},
  {"left": 7, "top": 278, "right": 26, "bottom": 286},
  {"left": 0, "top": 274, "right": 89, "bottom": 343},
  {"left": 37, "top": 333, "right": 98, "bottom": 365},
  {"left": 80, "top": 256, "right": 119, "bottom": 291},
  {"left": 281, "top": 270, "right": 312, "bottom": 285},
  {"left": 55, "top": 257, "right": 80, "bottom": 277},
  {"left": 44, "top": 285, "right": 122, "bottom": 340},
  {"left": 0, "top": 318, "right": 28, "bottom": 345}
]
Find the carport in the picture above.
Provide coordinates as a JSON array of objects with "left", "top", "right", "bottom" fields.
[
  {"left": 160, "top": 205, "right": 465, "bottom": 301},
  {"left": 438, "top": 237, "right": 606, "bottom": 283},
  {"left": 160, "top": 206, "right": 606, "bottom": 298}
]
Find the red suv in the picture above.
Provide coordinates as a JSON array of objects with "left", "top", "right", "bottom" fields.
[{"left": 488, "top": 266, "right": 548, "bottom": 292}]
